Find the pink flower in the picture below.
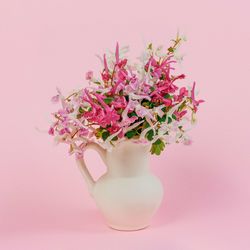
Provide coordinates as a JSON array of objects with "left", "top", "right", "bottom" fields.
[
  {"left": 117, "top": 59, "right": 127, "bottom": 68},
  {"left": 83, "top": 89, "right": 100, "bottom": 109},
  {"left": 91, "top": 92, "right": 121, "bottom": 126},
  {"left": 183, "top": 138, "right": 192, "bottom": 145},
  {"left": 48, "top": 39, "right": 203, "bottom": 158},
  {"left": 48, "top": 127, "right": 54, "bottom": 135},
  {"left": 103, "top": 54, "right": 109, "bottom": 73},
  {"left": 151, "top": 93, "right": 172, "bottom": 106},
  {"left": 101, "top": 54, "right": 111, "bottom": 82},
  {"left": 144, "top": 56, "right": 158, "bottom": 71},
  {"left": 59, "top": 127, "right": 70, "bottom": 135},
  {"left": 75, "top": 151, "right": 83, "bottom": 159},
  {"left": 145, "top": 56, "right": 176, "bottom": 81},
  {"left": 112, "top": 96, "right": 127, "bottom": 109},
  {"left": 173, "top": 110, "right": 187, "bottom": 120},
  {"left": 107, "top": 124, "right": 120, "bottom": 134},
  {"left": 125, "top": 76, "right": 139, "bottom": 92},
  {"left": 101, "top": 72, "right": 110, "bottom": 82},
  {"left": 174, "top": 87, "right": 188, "bottom": 102},
  {"left": 172, "top": 74, "right": 185, "bottom": 83},
  {"left": 78, "top": 128, "right": 89, "bottom": 137},
  {"left": 82, "top": 91, "right": 105, "bottom": 122},
  {"left": 100, "top": 109, "right": 120, "bottom": 127},
  {"left": 51, "top": 95, "right": 60, "bottom": 104},
  {"left": 135, "top": 105, "right": 154, "bottom": 119},
  {"left": 141, "top": 83, "right": 151, "bottom": 94},
  {"left": 116, "top": 68, "right": 128, "bottom": 82},
  {"left": 115, "top": 42, "right": 119, "bottom": 64},
  {"left": 110, "top": 81, "right": 126, "bottom": 95},
  {"left": 180, "top": 87, "right": 188, "bottom": 96},
  {"left": 85, "top": 71, "right": 93, "bottom": 80},
  {"left": 119, "top": 116, "right": 138, "bottom": 126},
  {"left": 191, "top": 82, "right": 205, "bottom": 112}
]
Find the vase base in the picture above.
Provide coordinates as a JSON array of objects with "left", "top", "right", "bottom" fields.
[{"left": 108, "top": 224, "right": 149, "bottom": 231}]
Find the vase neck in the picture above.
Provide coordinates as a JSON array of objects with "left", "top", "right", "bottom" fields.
[{"left": 106, "top": 141, "right": 150, "bottom": 177}]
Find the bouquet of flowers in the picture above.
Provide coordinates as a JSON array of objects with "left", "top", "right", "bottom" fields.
[{"left": 48, "top": 34, "right": 204, "bottom": 157}]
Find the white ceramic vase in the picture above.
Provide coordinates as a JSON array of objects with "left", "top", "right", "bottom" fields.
[{"left": 76, "top": 140, "right": 163, "bottom": 231}]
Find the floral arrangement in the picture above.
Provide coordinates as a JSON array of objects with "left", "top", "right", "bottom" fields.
[{"left": 48, "top": 34, "right": 204, "bottom": 157}]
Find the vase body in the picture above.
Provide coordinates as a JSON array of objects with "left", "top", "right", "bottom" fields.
[{"left": 76, "top": 140, "right": 163, "bottom": 231}]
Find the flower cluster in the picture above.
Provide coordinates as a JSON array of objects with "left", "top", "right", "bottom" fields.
[{"left": 48, "top": 34, "right": 204, "bottom": 157}]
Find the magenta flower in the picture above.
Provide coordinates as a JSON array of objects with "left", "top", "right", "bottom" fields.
[
  {"left": 173, "top": 110, "right": 187, "bottom": 120},
  {"left": 151, "top": 92, "right": 172, "bottom": 107},
  {"left": 117, "top": 59, "right": 127, "bottom": 68},
  {"left": 48, "top": 37, "right": 204, "bottom": 156},
  {"left": 115, "top": 42, "right": 119, "bottom": 64},
  {"left": 59, "top": 127, "right": 70, "bottom": 135},
  {"left": 174, "top": 87, "right": 188, "bottom": 102},
  {"left": 172, "top": 74, "right": 185, "bottom": 83},
  {"left": 107, "top": 124, "right": 120, "bottom": 134},
  {"left": 125, "top": 76, "right": 139, "bottom": 93},
  {"left": 78, "top": 128, "right": 89, "bottom": 137},
  {"left": 141, "top": 83, "right": 151, "bottom": 94},
  {"left": 92, "top": 92, "right": 121, "bottom": 126},
  {"left": 85, "top": 71, "right": 93, "bottom": 80},
  {"left": 48, "top": 127, "right": 54, "bottom": 135},
  {"left": 179, "top": 87, "right": 188, "bottom": 96},
  {"left": 100, "top": 109, "right": 120, "bottom": 127},
  {"left": 119, "top": 116, "right": 138, "bottom": 126},
  {"left": 116, "top": 68, "right": 128, "bottom": 82},
  {"left": 101, "top": 54, "right": 111, "bottom": 82},
  {"left": 112, "top": 96, "right": 127, "bottom": 109},
  {"left": 191, "top": 82, "right": 205, "bottom": 112}
]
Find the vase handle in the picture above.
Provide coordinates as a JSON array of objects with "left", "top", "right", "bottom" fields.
[{"left": 76, "top": 142, "right": 107, "bottom": 196}]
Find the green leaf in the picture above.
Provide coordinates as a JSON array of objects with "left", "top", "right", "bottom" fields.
[
  {"left": 146, "top": 129, "right": 154, "bottom": 141},
  {"left": 164, "top": 93, "right": 172, "bottom": 99},
  {"left": 143, "top": 121, "right": 150, "bottom": 129},
  {"left": 95, "top": 128, "right": 104, "bottom": 139},
  {"left": 76, "top": 113, "right": 82, "bottom": 119},
  {"left": 104, "top": 97, "right": 114, "bottom": 104},
  {"left": 125, "top": 130, "right": 136, "bottom": 139},
  {"left": 149, "top": 102, "right": 156, "bottom": 108},
  {"left": 112, "top": 136, "right": 118, "bottom": 141},
  {"left": 167, "top": 116, "right": 172, "bottom": 124},
  {"left": 168, "top": 47, "right": 174, "bottom": 53},
  {"left": 150, "top": 139, "right": 165, "bottom": 155},
  {"left": 128, "top": 111, "right": 137, "bottom": 118},
  {"left": 157, "top": 114, "right": 167, "bottom": 123},
  {"left": 136, "top": 127, "right": 142, "bottom": 135},
  {"left": 160, "top": 74, "right": 166, "bottom": 80},
  {"left": 125, "top": 95, "right": 129, "bottom": 102},
  {"left": 102, "top": 131, "right": 110, "bottom": 141},
  {"left": 148, "top": 43, "right": 153, "bottom": 50},
  {"left": 172, "top": 114, "right": 177, "bottom": 120},
  {"left": 94, "top": 81, "right": 101, "bottom": 85},
  {"left": 78, "top": 106, "right": 84, "bottom": 113},
  {"left": 178, "top": 100, "right": 187, "bottom": 112},
  {"left": 161, "top": 107, "right": 167, "bottom": 112},
  {"left": 141, "top": 100, "right": 149, "bottom": 106},
  {"left": 117, "top": 108, "right": 123, "bottom": 114}
]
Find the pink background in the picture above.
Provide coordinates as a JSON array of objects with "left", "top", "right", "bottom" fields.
[{"left": 1, "top": 0, "right": 250, "bottom": 249}]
